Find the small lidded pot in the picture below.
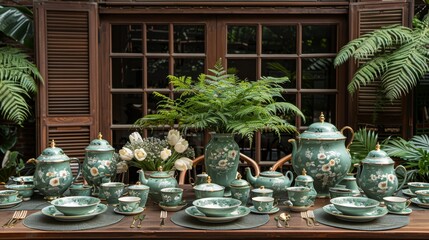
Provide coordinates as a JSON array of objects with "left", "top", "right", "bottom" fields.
[
  {"left": 294, "top": 169, "right": 317, "bottom": 202},
  {"left": 193, "top": 176, "right": 225, "bottom": 199},
  {"left": 230, "top": 173, "right": 251, "bottom": 206},
  {"left": 251, "top": 186, "right": 273, "bottom": 198},
  {"left": 194, "top": 172, "right": 209, "bottom": 186}
]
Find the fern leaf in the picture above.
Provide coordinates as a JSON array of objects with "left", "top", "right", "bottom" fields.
[{"left": 0, "top": 81, "right": 30, "bottom": 126}]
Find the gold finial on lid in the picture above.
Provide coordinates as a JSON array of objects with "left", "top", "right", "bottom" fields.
[
  {"left": 302, "top": 169, "right": 307, "bottom": 176},
  {"left": 269, "top": 167, "right": 273, "bottom": 171},
  {"left": 98, "top": 132, "right": 103, "bottom": 140},
  {"left": 320, "top": 112, "right": 325, "bottom": 123},
  {"left": 158, "top": 166, "right": 163, "bottom": 172},
  {"left": 50, "top": 139, "right": 56, "bottom": 148},
  {"left": 237, "top": 173, "right": 242, "bottom": 180},
  {"left": 375, "top": 142, "right": 381, "bottom": 151},
  {"left": 259, "top": 186, "right": 265, "bottom": 190},
  {"left": 136, "top": 181, "right": 141, "bottom": 185},
  {"left": 207, "top": 176, "right": 212, "bottom": 183}
]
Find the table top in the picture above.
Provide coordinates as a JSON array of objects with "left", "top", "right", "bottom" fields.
[{"left": 0, "top": 185, "right": 428, "bottom": 240}]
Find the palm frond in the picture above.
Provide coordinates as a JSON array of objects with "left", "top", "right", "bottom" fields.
[{"left": 0, "top": 6, "right": 34, "bottom": 48}]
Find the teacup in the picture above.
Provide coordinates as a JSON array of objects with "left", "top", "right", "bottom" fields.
[
  {"left": 252, "top": 196, "right": 275, "bottom": 212},
  {"left": 286, "top": 186, "right": 313, "bottom": 207},
  {"left": 118, "top": 196, "right": 141, "bottom": 212},
  {"left": 329, "top": 187, "right": 359, "bottom": 199},
  {"left": 100, "top": 182, "right": 125, "bottom": 205},
  {"left": 160, "top": 187, "right": 183, "bottom": 206},
  {"left": 69, "top": 185, "right": 92, "bottom": 196},
  {"left": 0, "top": 190, "right": 19, "bottom": 204},
  {"left": 128, "top": 183, "right": 150, "bottom": 208},
  {"left": 383, "top": 196, "right": 411, "bottom": 212},
  {"left": 415, "top": 190, "right": 429, "bottom": 203},
  {"left": 251, "top": 186, "right": 273, "bottom": 198},
  {"left": 408, "top": 182, "right": 429, "bottom": 194}
]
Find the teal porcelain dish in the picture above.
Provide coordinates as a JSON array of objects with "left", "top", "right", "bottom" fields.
[
  {"left": 192, "top": 197, "right": 241, "bottom": 217},
  {"left": 330, "top": 197, "right": 379, "bottom": 216},
  {"left": 185, "top": 206, "right": 250, "bottom": 223},
  {"left": 41, "top": 203, "right": 107, "bottom": 222},
  {"left": 51, "top": 196, "right": 100, "bottom": 216},
  {"left": 408, "top": 182, "right": 429, "bottom": 194},
  {"left": 323, "top": 204, "right": 388, "bottom": 222},
  {"left": 0, "top": 190, "right": 19, "bottom": 204},
  {"left": 5, "top": 184, "right": 34, "bottom": 201}
]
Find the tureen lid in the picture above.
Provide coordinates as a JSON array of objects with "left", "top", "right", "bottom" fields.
[
  {"left": 149, "top": 166, "right": 172, "bottom": 178},
  {"left": 37, "top": 140, "right": 71, "bottom": 162},
  {"left": 85, "top": 132, "right": 114, "bottom": 151},
  {"left": 230, "top": 173, "right": 250, "bottom": 188},
  {"left": 299, "top": 112, "right": 346, "bottom": 140},
  {"left": 259, "top": 168, "right": 283, "bottom": 178},
  {"left": 194, "top": 176, "right": 225, "bottom": 191},
  {"left": 362, "top": 143, "right": 394, "bottom": 165},
  {"left": 295, "top": 169, "right": 314, "bottom": 183}
]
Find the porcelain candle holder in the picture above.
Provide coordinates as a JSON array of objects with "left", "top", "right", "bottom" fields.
[
  {"left": 118, "top": 196, "right": 141, "bottom": 212},
  {"left": 128, "top": 183, "right": 150, "bottom": 208},
  {"left": 383, "top": 196, "right": 411, "bottom": 212},
  {"left": 100, "top": 182, "right": 125, "bottom": 205},
  {"left": 160, "top": 187, "right": 183, "bottom": 206},
  {"left": 252, "top": 196, "right": 275, "bottom": 212},
  {"left": 286, "top": 186, "right": 313, "bottom": 207},
  {"left": 0, "top": 190, "right": 19, "bottom": 203}
]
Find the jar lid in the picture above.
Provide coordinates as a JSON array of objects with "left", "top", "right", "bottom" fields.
[
  {"left": 230, "top": 173, "right": 250, "bottom": 188},
  {"left": 259, "top": 168, "right": 283, "bottom": 178},
  {"left": 251, "top": 186, "right": 273, "bottom": 194},
  {"left": 362, "top": 143, "right": 394, "bottom": 165},
  {"left": 129, "top": 182, "right": 150, "bottom": 190},
  {"left": 295, "top": 169, "right": 314, "bottom": 183},
  {"left": 149, "top": 166, "right": 172, "bottom": 178},
  {"left": 299, "top": 112, "right": 346, "bottom": 140},
  {"left": 85, "top": 133, "right": 115, "bottom": 151},
  {"left": 194, "top": 176, "right": 224, "bottom": 191},
  {"left": 36, "top": 140, "right": 71, "bottom": 162}
]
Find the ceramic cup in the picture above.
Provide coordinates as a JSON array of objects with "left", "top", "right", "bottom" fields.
[
  {"left": 100, "top": 182, "right": 125, "bottom": 205},
  {"left": 118, "top": 196, "right": 141, "bottom": 212},
  {"left": 69, "top": 185, "right": 92, "bottom": 196},
  {"left": 0, "top": 190, "right": 19, "bottom": 204},
  {"left": 329, "top": 187, "right": 359, "bottom": 199},
  {"left": 286, "top": 186, "right": 313, "bottom": 207},
  {"left": 128, "top": 184, "right": 150, "bottom": 208},
  {"left": 160, "top": 187, "right": 183, "bottom": 206},
  {"left": 383, "top": 196, "right": 411, "bottom": 212},
  {"left": 415, "top": 190, "right": 429, "bottom": 203},
  {"left": 408, "top": 182, "right": 429, "bottom": 194},
  {"left": 252, "top": 196, "right": 275, "bottom": 212},
  {"left": 251, "top": 186, "right": 274, "bottom": 198}
]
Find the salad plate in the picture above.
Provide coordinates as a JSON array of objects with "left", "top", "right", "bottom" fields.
[
  {"left": 0, "top": 198, "right": 22, "bottom": 209},
  {"left": 185, "top": 206, "right": 250, "bottom": 223},
  {"left": 388, "top": 208, "right": 412, "bottom": 215},
  {"left": 402, "top": 189, "right": 416, "bottom": 197},
  {"left": 41, "top": 203, "right": 107, "bottom": 222},
  {"left": 411, "top": 197, "right": 429, "bottom": 209},
  {"left": 249, "top": 206, "right": 279, "bottom": 214},
  {"left": 323, "top": 204, "right": 388, "bottom": 222}
]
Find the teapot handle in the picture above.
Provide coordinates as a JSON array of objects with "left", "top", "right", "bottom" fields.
[
  {"left": 285, "top": 171, "right": 294, "bottom": 182},
  {"left": 340, "top": 126, "right": 355, "bottom": 150},
  {"left": 70, "top": 157, "right": 82, "bottom": 183},
  {"left": 394, "top": 165, "right": 408, "bottom": 192}
]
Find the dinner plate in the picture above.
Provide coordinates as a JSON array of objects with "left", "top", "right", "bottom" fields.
[
  {"left": 41, "top": 203, "right": 107, "bottom": 222},
  {"left": 0, "top": 198, "right": 23, "bottom": 209},
  {"left": 411, "top": 197, "right": 429, "bottom": 209},
  {"left": 185, "top": 206, "right": 250, "bottom": 223},
  {"left": 114, "top": 207, "right": 145, "bottom": 215},
  {"left": 323, "top": 204, "right": 388, "bottom": 222},
  {"left": 159, "top": 202, "right": 187, "bottom": 212},
  {"left": 249, "top": 206, "right": 279, "bottom": 214},
  {"left": 402, "top": 189, "right": 416, "bottom": 197}
]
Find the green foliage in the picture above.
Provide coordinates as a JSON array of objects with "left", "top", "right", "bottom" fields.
[
  {"left": 0, "top": 124, "right": 17, "bottom": 153},
  {"left": 349, "top": 128, "right": 380, "bottom": 172},
  {"left": 0, "top": 5, "right": 34, "bottom": 48},
  {"left": 334, "top": 15, "right": 429, "bottom": 101},
  {"left": 135, "top": 61, "right": 304, "bottom": 143},
  {"left": 0, "top": 47, "right": 43, "bottom": 126},
  {"left": 0, "top": 150, "right": 24, "bottom": 183}
]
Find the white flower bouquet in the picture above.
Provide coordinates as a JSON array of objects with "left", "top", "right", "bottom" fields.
[{"left": 118, "top": 130, "right": 195, "bottom": 172}]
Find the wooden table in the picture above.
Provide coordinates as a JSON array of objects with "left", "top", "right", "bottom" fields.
[{"left": 0, "top": 185, "right": 428, "bottom": 240}]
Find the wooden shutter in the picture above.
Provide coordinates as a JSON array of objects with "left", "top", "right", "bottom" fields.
[
  {"left": 34, "top": 1, "right": 98, "bottom": 158},
  {"left": 349, "top": 0, "right": 413, "bottom": 139}
]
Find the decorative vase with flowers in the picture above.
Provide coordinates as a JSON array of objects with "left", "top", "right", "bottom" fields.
[{"left": 134, "top": 60, "right": 304, "bottom": 193}]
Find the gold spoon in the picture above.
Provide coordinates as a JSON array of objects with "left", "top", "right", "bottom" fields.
[{"left": 279, "top": 213, "right": 290, "bottom": 228}]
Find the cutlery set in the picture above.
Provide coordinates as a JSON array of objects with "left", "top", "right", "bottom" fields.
[
  {"left": 275, "top": 210, "right": 318, "bottom": 228},
  {"left": 2, "top": 210, "right": 27, "bottom": 228},
  {"left": 129, "top": 213, "right": 146, "bottom": 228}
]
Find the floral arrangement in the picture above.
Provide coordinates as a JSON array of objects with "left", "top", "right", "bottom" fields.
[{"left": 118, "top": 130, "right": 195, "bottom": 172}]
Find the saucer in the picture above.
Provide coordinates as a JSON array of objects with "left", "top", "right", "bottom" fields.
[
  {"left": 185, "top": 206, "right": 250, "bottom": 223},
  {"left": 41, "top": 203, "right": 107, "bottom": 222},
  {"left": 0, "top": 198, "right": 23, "bottom": 209},
  {"left": 411, "top": 197, "right": 429, "bottom": 208},
  {"left": 249, "top": 206, "right": 279, "bottom": 214},
  {"left": 114, "top": 207, "right": 145, "bottom": 215},
  {"left": 323, "top": 204, "right": 388, "bottom": 222},
  {"left": 388, "top": 208, "right": 412, "bottom": 215},
  {"left": 159, "top": 202, "right": 187, "bottom": 212},
  {"left": 402, "top": 189, "right": 416, "bottom": 197},
  {"left": 282, "top": 201, "right": 311, "bottom": 212}
]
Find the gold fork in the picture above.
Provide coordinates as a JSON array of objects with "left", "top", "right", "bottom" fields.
[
  {"left": 300, "top": 211, "right": 314, "bottom": 227},
  {"left": 8, "top": 210, "right": 27, "bottom": 228},
  {"left": 2, "top": 211, "right": 18, "bottom": 228},
  {"left": 130, "top": 215, "right": 139, "bottom": 228},
  {"left": 160, "top": 211, "right": 167, "bottom": 226},
  {"left": 307, "top": 210, "right": 319, "bottom": 226}
]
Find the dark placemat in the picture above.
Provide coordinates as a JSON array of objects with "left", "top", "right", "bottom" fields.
[
  {"left": 171, "top": 209, "right": 269, "bottom": 230},
  {"left": 313, "top": 208, "right": 409, "bottom": 231},
  {"left": 23, "top": 206, "right": 124, "bottom": 231}
]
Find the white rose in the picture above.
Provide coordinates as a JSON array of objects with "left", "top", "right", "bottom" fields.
[
  {"left": 129, "top": 132, "right": 143, "bottom": 144},
  {"left": 160, "top": 148, "right": 172, "bottom": 160},
  {"left": 119, "top": 147, "right": 133, "bottom": 161},
  {"left": 167, "top": 129, "right": 181, "bottom": 146},
  {"left": 174, "top": 138, "right": 189, "bottom": 153},
  {"left": 174, "top": 157, "right": 193, "bottom": 171},
  {"left": 134, "top": 148, "right": 147, "bottom": 161}
]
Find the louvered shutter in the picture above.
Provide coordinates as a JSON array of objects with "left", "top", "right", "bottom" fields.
[
  {"left": 349, "top": 0, "right": 413, "bottom": 138},
  {"left": 34, "top": 1, "right": 98, "bottom": 158}
]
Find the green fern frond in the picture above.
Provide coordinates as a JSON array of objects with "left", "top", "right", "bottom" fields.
[
  {"left": 0, "top": 81, "right": 30, "bottom": 125},
  {"left": 347, "top": 56, "right": 389, "bottom": 95}
]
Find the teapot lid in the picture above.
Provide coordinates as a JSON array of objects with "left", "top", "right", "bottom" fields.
[
  {"left": 37, "top": 140, "right": 71, "bottom": 162},
  {"left": 230, "top": 173, "right": 250, "bottom": 187},
  {"left": 85, "top": 133, "right": 114, "bottom": 151},
  {"left": 295, "top": 169, "right": 314, "bottom": 182},
  {"left": 299, "top": 113, "right": 346, "bottom": 140},
  {"left": 259, "top": 168, "right": 283, "bottom": 178},
  {"left": 362, "top": 143, "right": 394, "bottom": 165},
  {"left": 194, "top": 176, "right": 225, "bottom": 191},
  {"left": 149, "top": 166, "right": 172, "bottom": 178}
]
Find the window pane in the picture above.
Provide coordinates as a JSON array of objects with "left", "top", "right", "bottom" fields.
[
  {"left": 262, "top": 25, "right": 296, "bottom": 54},
  {"left": 147, "top": 58, "right": 169, "bottom": 89},
  {"left": 147, "top": 92, "right": 168, "bottom": 115},
  {"left": 174, "top": 58, "right": 205, "bottom": 79},
  {"left": 262, "top": 59, "right": 296, "bottom": 88},
  {"left": 184, "top": 130, "right": 205, "bottom": 157},
  {"left": 302, "top": 58, "right": 335, "bottom": 89},
  {"left": 112, "top": 129, "right": 134, "bottom": 150},
  {"left": 260, "top": 132, "right": 294, "bottom": 161},
  {"left": 227, "top": 25, "right": 257, "bottom": 54},
  {"left": 112, "top": 93, "right": 143, "bottom": 124},
  {"left": 112, "top": 58, "right": 143, "bottom": 88},
  {"left": 227, "top": 59, "right": 256, "bottom": 81},
  {"left": 302, "top": 25, "right": 336, "bottom": 54},
  {"left": 111, "top": 25, "right": 142, "bottom": 53},
  {"left": 147, "top": 25, "right": 169, "bottom": 53},
  {"left": 301, "top": 94, "right": 336, "bottom": 126},
  {"left": 174, "top": 25, "right": 205, "bottom": 53}
]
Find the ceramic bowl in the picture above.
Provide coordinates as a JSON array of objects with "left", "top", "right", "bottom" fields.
[
  {"left": 408, "top": 182, "right": 429, "bottom": 194},
  {"left": 5, "top": 184, "right": 34, "bottom": 200},
  {"left": 192, "top": 197, "right": 241, "bottom": 217},
  {"left": 0, "top": 190, "right": 19, "bottom": 204},
  {"left": 330, "top": 197, "right": 379, "bottom": 216},
  {"left": 12, "top": 176, "right": 33, "bottom": 184},
  {"left": 51, "top": 196, "right": 100, "bottom": 216},
  {"left": 193, "top": 183, "right": 225, "bottom": 199}
]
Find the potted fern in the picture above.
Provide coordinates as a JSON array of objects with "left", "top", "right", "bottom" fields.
[{"left": 135, "top": 61, "right": 304, "bottom": 193}]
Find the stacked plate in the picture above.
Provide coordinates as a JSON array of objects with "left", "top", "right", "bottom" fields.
[
  {"left": 323, "top": 204, "right": 387, "bottom": 222},
  {"left": 185, "top": 206, "right": 250, "bottom": 223},
  {"left": 185, "top": 197, "right": 249, "bottom": 223}
]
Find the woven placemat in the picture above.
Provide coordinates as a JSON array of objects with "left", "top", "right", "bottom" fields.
[
  {"left": 23, "top": 206, "right": 124, "bottom": 231},
  {"left": 313, "top": 208, "right": 409, "bottom": 231},
  {"left": 171, "top": 210, "right": 269, "bottom": 230}
]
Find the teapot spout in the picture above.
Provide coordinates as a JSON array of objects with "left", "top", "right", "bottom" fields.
[
  {"left": 138, "top": 169, "right": 148, "bottom": 185},
  {"left": 245, "top": 167, "right": 257, "bottom": 186},
  {"left": 288, "top": 139, "right": 297, "bottom": 156},
  {"left": 353, "top": 163, "right": 362, "bottom": 180}
]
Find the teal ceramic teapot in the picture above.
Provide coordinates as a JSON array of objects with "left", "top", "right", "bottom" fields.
[
  {"left": 245, "top": 167, "right": 293, "bottom": 199},
  {"left": 28, "top": 140, "right": 81, "bottom": 200},
  {"left": 289, "top": 112, "right": 354, "bottom": 198},
  {"left": 355, "top": 143, "right": 407, "bottom": 201},
  {"left": 138, "top": 166, "right": 178, "bottom": 203}
]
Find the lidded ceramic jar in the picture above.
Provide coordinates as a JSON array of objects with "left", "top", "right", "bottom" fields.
[
  {"left": 289, "top": 112, "right": 354, "bottom": 198},
  {"left": 294, "top": 169, "right": 317, "bottom": 202},
  {"left": 138, "top": 166, "right": 178, "bottom": 203},
  {"left": 194, "top": 176, "right": 225, "bottom": 199},
  {"left": 230, "top": 173, "right": 251, "bottom": 205},
  {"left": 28, "top": 140, "right": 81, "bottom": 200},
  {"left": 355, "top": 143, "right": 407, "bottom": 201},
  {"left": 83, "top": 133, "right": 117, "bottom": 196}
]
